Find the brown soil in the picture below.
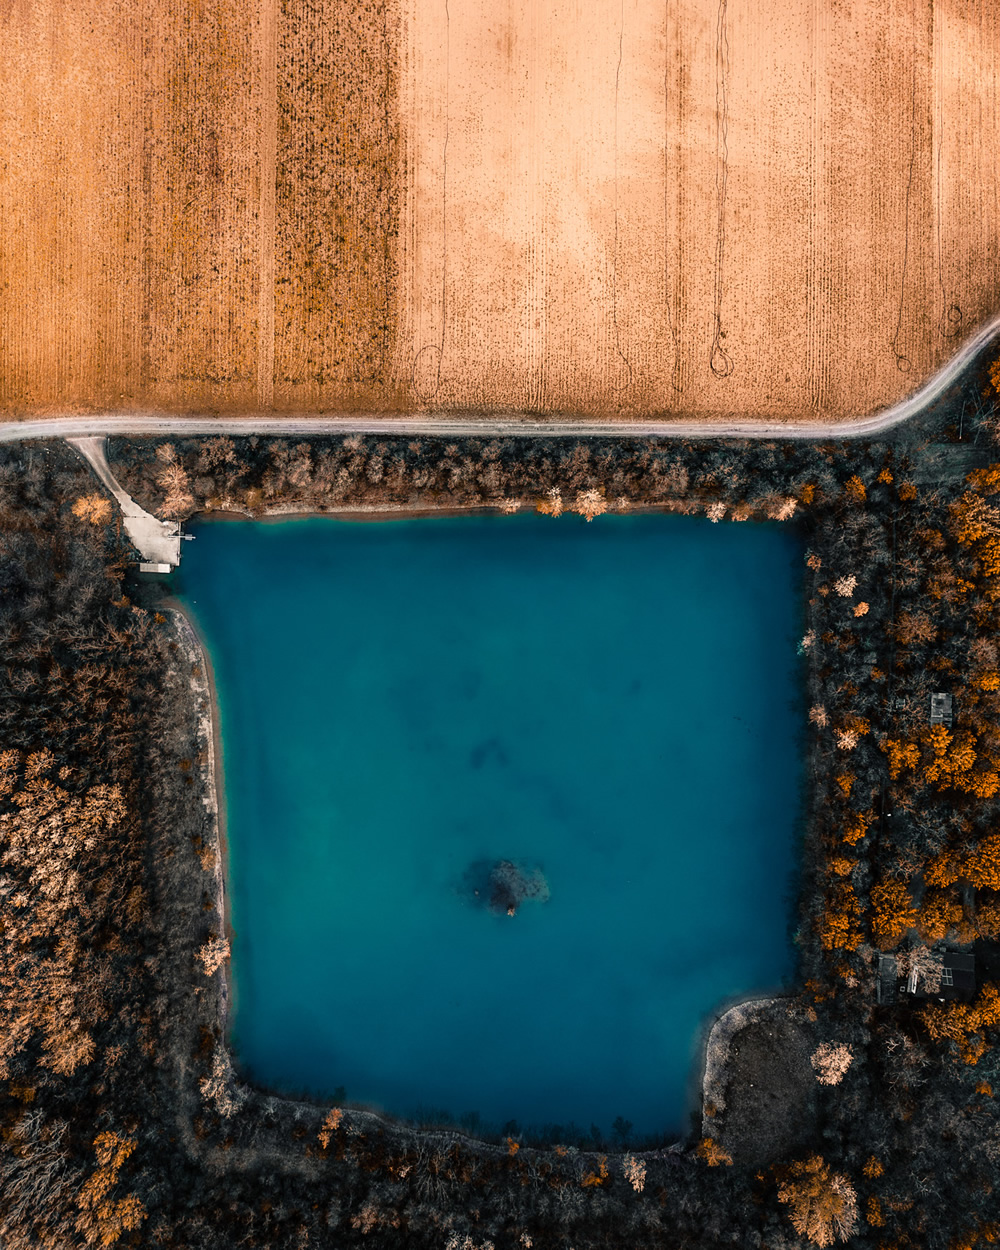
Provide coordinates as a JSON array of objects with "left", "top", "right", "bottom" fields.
[
  {"left": 4, "top": 0, "right": 1000, "bottom": 420},
  {"left": 712, "top": 1013, "right": 818, "bottom": 1167},
  {"left": 272, "top": 0, "right": 403, "bottom": 412}
]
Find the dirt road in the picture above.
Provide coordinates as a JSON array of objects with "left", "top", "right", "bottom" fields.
[{"left": 2, "top": 301, "right": 997, "bottom": 446}]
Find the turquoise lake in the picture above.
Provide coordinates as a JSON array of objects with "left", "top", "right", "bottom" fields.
[{"left": 176, "top": 513, "right": 805, "bottom": 1139}]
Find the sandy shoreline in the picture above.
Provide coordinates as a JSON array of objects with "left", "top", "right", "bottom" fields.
[
  {"left": 162, "top": 603, "right": 235, "bottom": 1031},
  {"left": 192, "top": 501, "right": 512, "bottom": 525},
  {"left": 698, "top": 996, "right": 781, "bottom": 1132},
  {"left": 182, "top": 497, "right": 701, "bottom": 529}
]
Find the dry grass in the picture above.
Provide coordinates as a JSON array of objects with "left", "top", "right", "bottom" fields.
[{"left": 3, "top": 0, "right": 1000, "bottom": 420}]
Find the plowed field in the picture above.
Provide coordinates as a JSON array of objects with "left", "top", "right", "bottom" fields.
[{"left": 3, "top": 0, "right": 1000, "bottom": 421}]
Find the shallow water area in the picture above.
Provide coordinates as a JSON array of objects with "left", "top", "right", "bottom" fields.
[{"left": 175, "top": 512, "right": 804, "bottom": 1138}]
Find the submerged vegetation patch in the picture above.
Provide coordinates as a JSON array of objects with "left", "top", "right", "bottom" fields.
[
  {"left": 4, "top": 370, "right": 1000, "bottom": 1246},
  {"left": 462, "top": 859, "right": 551, "bottom": 918}
]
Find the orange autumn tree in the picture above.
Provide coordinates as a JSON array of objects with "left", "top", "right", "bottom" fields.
[
  {"left": 834, "top": 772, "right": 854, "bottom": 797},
  {"left": 71, "top": 494, "right": 113, "bottom": 525},
  {"left": 0, "top": 753, "right": 130, "bottom": 1081},
  {"left": 923, "top": 725, "right": 1000, "bottom": 798},
  {"left": 776, "top": 1156, "right": 858, "bottom": 1247},
  {"left": 536, "top": 487, "right": 564, "bottom": 517},
  {"left": 317, "top": 1107, "right": 343, "bottom": 1149},
  {"left": 926, "top": 837, "right": 1000, "bottom": 894},
  {"left": 883, "top": 726, "right": 1000, "bottom": 799},
  {"left": 952, "top": 466, "right": 1000, "bottom": 531},
  {"left": 871, "top": 880, "right": 918, "bottom": 949},
  {"left": 975, "top": 895, "right": 1000, "bottom": 940},
  {"left": 581, "top": 1156, "right": 609, "bottom": 1186},
  {"left": 926, "top": 850, "right": 962, "bottom": 889},
  {"left": 573, "top": 488, "right": 607, "bottom": 522},
  {"left": 893, "top": 609, "right": 938, "bottom": 646},
  {"left": 75, "top": 1133, "right": 147, "bottom": 1247},
  {"left": 948, "top": 1221, "right": 1000, "bottom": 1250},
  {"left": 965, "top": 833, "right": 1000, "bottom": 890},
  {"left": 842, "top": 810, "right": 872, "bottom": 846},
  {"left": 949, "top": 465, "right": 1000, "bottom": 577},
  {"left": 918, "top": 888, "right": 968, "bottom": 943},
  {"left": 883, "top": 738, "right": 920, "bottom": 780},
  {"left": 695, "top": 1137, "right": 733, "bottom": 1167},
  {"left": 921, "top": 983, "right": 1000, "bottom": 1065},
  {"left": 818, "top": 882, "right": 863, "bottom": 952}
]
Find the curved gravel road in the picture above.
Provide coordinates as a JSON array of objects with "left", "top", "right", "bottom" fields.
[{"left": 4, "top": 311, "right": 999, "bottom": 444}]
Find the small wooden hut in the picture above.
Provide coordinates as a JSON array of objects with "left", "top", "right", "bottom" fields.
[{"left": 929, "top": 692, "right": 954, "bottom": 727}]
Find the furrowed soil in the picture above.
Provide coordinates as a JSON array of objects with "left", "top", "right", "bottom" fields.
[
  {"left": 3, "top": 0, "right": 1000, "bottom": 421},
  {"left": 0, "top": 0, "right": 401, "bottom": 416}
]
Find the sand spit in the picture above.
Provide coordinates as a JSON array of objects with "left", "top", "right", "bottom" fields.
[
  {"left": 164, "top": 608, "right": 230, "bottom": 1020},
  {"left": 4, "top": 1, "right": 1000, "bottom": 420},
  {"left": 700, "top": 996, "right": 780, "bottom": 1127}
]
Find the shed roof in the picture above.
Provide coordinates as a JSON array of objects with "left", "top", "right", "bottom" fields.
[
  {"left": 942, "top": 951, "right": 976, "bottom": 997},
  {"left": 930, "top": 692, "right": 954, "bottom": 726}
]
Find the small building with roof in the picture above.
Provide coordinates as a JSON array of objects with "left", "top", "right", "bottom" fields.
[
  {"left": 930, "top": 692, "right": 954, "bottom": 727},
  {"left": 878, "top": 950, "right": 975, "bottom": 1004}
]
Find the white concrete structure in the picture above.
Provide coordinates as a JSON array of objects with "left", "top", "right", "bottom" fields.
[{"left": 67, "top": 436, "right": 182, "bottom": 570}]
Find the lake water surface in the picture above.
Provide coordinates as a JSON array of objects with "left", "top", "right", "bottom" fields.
[{"left": 176, "top": 513, "right": 804, "bottom": 1138}]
